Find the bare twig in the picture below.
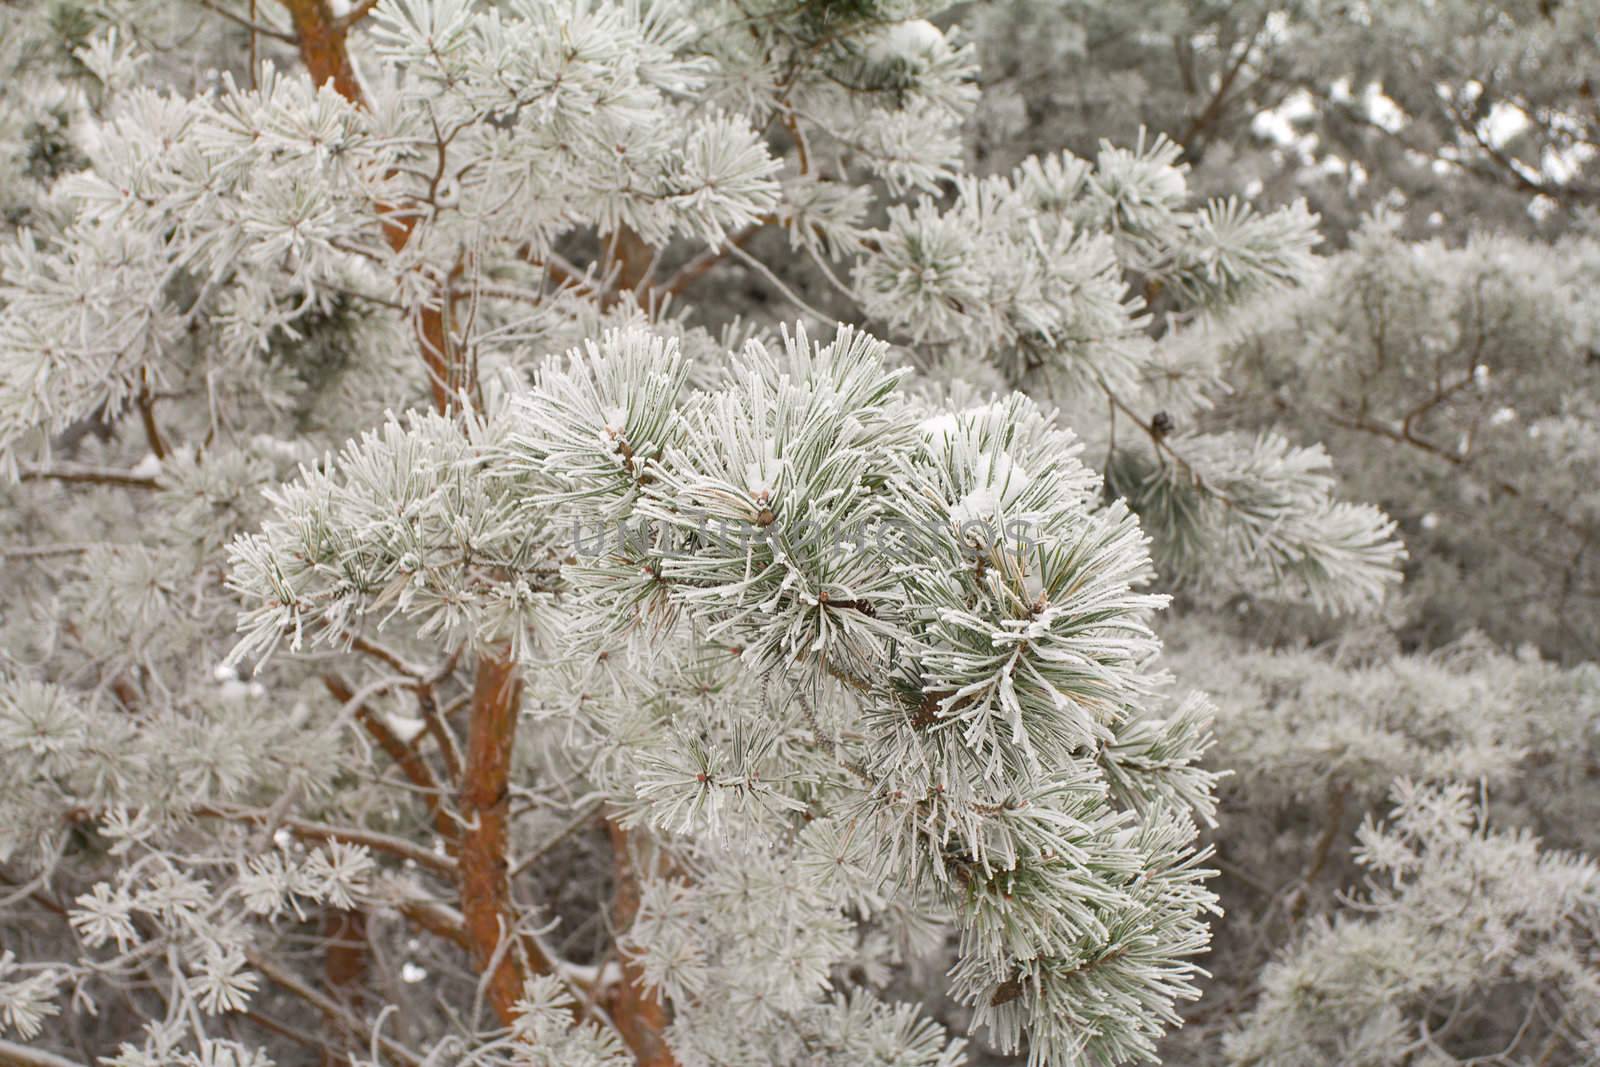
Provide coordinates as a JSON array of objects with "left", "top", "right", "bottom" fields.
[
  {"left": 190, "top": 804, "right": 457, "bottom": 876},
  {"left": 510, "top": 800, "right": 603, "bottom": 879},
  {"left": 1177, "top": 17, "right": 1268, "bottom": 156},
  {"left": 18, "top": 464, "right": 159, "bottom": 490},
  {"left": 658, "top": 218, "right": 770, "bottom": 298},
  {"left": 0, "top": 1041, "right": 89, "bottom": 1067},
  {"left": 134, "top": 387, "right": 169, "bottom": 460},
  {"left": 196, "top": 0, "right": 295, "bottom": 42},
  {"left": 246, "top": 950, "right": 423, "bottom": 1067}
]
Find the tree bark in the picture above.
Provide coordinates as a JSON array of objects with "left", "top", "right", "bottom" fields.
[
  {"left": 277, "top": 0, "right": 458, "bottom": 414},
  {"left": 280, "top": 0, "right": 361, "bottom": 102},
  {"left": 321, "top": 906, "right": 370, "bottom": 1066},
  {"left": 460, "top": 651, "right": 528, "bottom": 1028},
  {"left": 603, "top": 820, "right": 678, "bottom": 1067}
]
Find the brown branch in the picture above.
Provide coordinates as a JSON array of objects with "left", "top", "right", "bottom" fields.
[
  {"left": 195, "top": 0, "right": 296, "bottom": 42},
  {"left": 334, "top": 0, "right": 381, "bottom": 30},
  {"left": 1438, "top": 90, "right": 1600, "bottom": 201},
  {"left": 134, "top": 387, "right": 169, "bottom": 460},
  {"left": 246, "top": 950, "right": 423, "bottom": 1067},
  {"left": 322, "top": 673, "right": 456, "bottom": 845},
  {"left": 601, "top": 820, "right": 678, "bottom": 1067},
  {"left": 416, "top": 686, "right": 463, "bottom": 783},
  {"left": 512, "top": 244, "right": 595, "bottom": 296},
  {"left": 1177, "top": 17, "right": 1267, "bottom": 157},
  {"left": 392, "top": 893, "right": 471, "bottom": 951},
  {"left": 391, "top": 889, "right": 567, "bottom": 992},
  {"left": 278, "top": 0, "right": 361, "bottom": 100},
  {"left": 187, "top": 805, "right": 457, "bottom": 876},
  {"left": 0, "top": 543, "right": 98, "bottom": 559},
  {"left": 1286, "top": 779, "right": 1349, "bottom": 923},
  {"left": 603, "top": 226, "right": 656, "bottom": 309},
  {"left": 402, "top": 268, "right": 462, "bottom": 415},
  {"left": 243, "top": 1009, "right": 342, "bottom": 1058},
  {"left": 1399, "top": 372, "right": 1477, "bottom": 440},
  {"left": 1273, "top": 74, "right": 1600, "bottom": 206},
  {"left": 0, "top": 1041, "right": 89, "bottom": 1067},
  {"left": 657, "top": 219, "right": 769, "bottom": 299},
  {"left": 345, "top": 635, "right": 426, "bottom": 679},
  {"left": 18, "top": 464, "right": 159, "bottom": 490},
  {"left": 509, "top": 801, "right": 602, "bottom": 879},
  {"left": 1293, "top": 397, "right": 1592, "bottom": 539},
  {"left": 459, "top": 650, "right": 528, "bottom": 1029},
  {"left": 277, "top": 0, "right": 461, "bottom": 414},
  {"left": 321, "top": 907, "right": 371, "bottom": 1067}
]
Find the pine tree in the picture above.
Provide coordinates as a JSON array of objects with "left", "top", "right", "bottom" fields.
[
  {"left": 1215, "top": 216, "right": 1600, "bottom": 663},
  {"left": 3, "top": 1, "right": 1529, "bottom": 1065},
  {"left": 969, "top": 0, "right": 1600, "bottom": 246}
]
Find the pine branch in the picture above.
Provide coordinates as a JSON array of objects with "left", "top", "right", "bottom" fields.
[
  {"left": 276, "top": 0, "right": 463, "bottom": 415},
  {"left": 416, "top": 686, "right": 463, "bottom": 784},
  {"left": 1294, "top": 396, "right": 1592, "bottom": 538},
  {"left": 192, "top": 805, "right": 457, "bottom": 876},
  {"left": 601, "top": 226, "right": 657, "bottom": 310},
  {"left": 509, "top": 800, "right": 603, "bottom": 879},
  {"left": 1286, "top": 780, "right": 1349, "bottom": 923},
  {"left": 242, "top": 1009, "right": 343, "bottom": 1058},
  {"left": 1177, "top": 16, "right": 1267, "bottom": 159},
  {"left": 344, "top": 635, "right": 430, "bottom": 680},
  {"left": 390, "top": 892, "right": 471, "bottom": 951},
  {"left": 0, "top": 543, "right": 98, "bottom": 559},
  {"left": 323, "top": 673, "right": 457, "bottom": 851},
  {"left": 18, "top": 464, "right": 159, "bottom": 490},
  {"left": 724, "top": 239, "right": 831, "bottom": 322}
]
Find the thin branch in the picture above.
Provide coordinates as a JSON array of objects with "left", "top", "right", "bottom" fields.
[
  {"left": 388, "top": 890, "right": 470, "bottom": 950},
  {"left": 249, "top": 0, "right": 259, "bottom": 89},
  {"left": 333, "top": 0, "right": 381, "bottom": 30},
  {"left": 193, "top": 804, "right": 456, "bottom": 876},
  {"left": 510, "top": 800, "right": 603, "bottom": 879},
  {"left": 322, "top": 905, "right": 372, "bottom": 1061},
  {"left": 242, "top": 1009, "right": 339, "bottom": 1057},
  {"left": 134, "top": 387, "right": 169, "bottom": 461},
  {"left": 18, "top": 464, "right": 159, "bottom": 490},
  {"left": 0, "top": 1042, "right": 87, "bottom": 1067},
  {"left": 1177, "top": 16, "right": 1267, "bottom": 156},
  {"left": 601, "top": 820, "right": 678, "bottom": 1067},
  {"left": 658, "top": 218, "right": 771, "bottom": 299},
  {"left": 1286, "top": 779, "right": 1349, "bottom": 923},
  {"left": 1291, "top": 396, "right": 1592, "bottom": 538},
  {"left": 195, "top": 0, "right": 296, "bottom": 42},
  {"left": 345, "top": 635, "right": 428, "bottom": 679},
  {"left": 324, "top": 673, "right": 456, "bottom": 849},
  {"left": 724, "top": 240, "right": 831, "bottom": 323},
  {"left": 245, "top": 950, "right": 423, "bottom": 1067},
  {"left": 416, "top": 686, "right": 463, "bottom": 784},
  {"left": 0, "top": 543, "right": 99, "bottom": 559}
]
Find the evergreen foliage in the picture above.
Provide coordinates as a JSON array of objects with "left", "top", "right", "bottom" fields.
[{"left": 0, "top": 1, "right": 1594, "bottom": 1066}]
